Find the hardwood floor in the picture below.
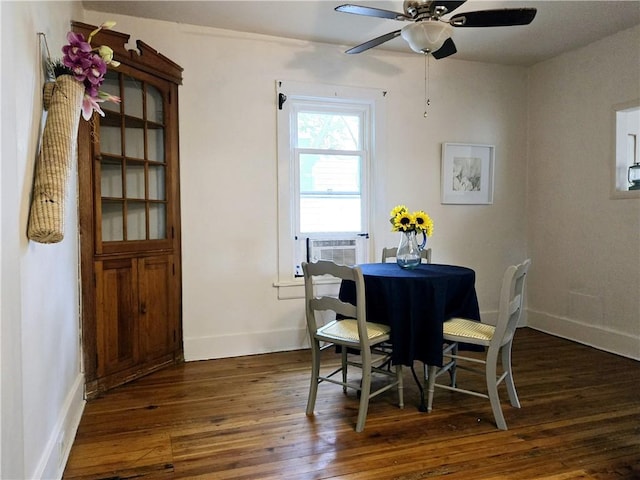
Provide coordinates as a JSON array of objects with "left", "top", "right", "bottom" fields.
[{"left": 63, "top": 328, "right": 640, "bottom": 480}]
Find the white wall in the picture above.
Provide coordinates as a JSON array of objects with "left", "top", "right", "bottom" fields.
[
  {"left": 1, "top": 5, "right": 636, "bottom": 478},
  {"left": 527, "top": 25, "right": 640, "bottom": 360},
  {"left": 1, "top": 2, "right": 85, "bottom": 478},
  {"left": 83, "top": 11, "right": 529, "bottom": 360}
]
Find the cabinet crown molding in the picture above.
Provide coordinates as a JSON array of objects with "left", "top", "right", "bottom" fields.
[{"left": 71, "top": 21, "right": 183, "bottom": 85}]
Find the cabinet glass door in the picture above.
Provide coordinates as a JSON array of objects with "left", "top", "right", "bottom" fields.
[{"left": 98, "top": 71, "right": 168, "bottom": 244}]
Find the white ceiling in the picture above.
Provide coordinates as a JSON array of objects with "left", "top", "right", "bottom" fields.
[{"left": 83, "top": 0, "right": 640, "bottom": 66}]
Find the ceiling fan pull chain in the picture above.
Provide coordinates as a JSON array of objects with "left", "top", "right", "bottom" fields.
[{"left": 423, "top": 52, "right": 430, "bottom": 118}]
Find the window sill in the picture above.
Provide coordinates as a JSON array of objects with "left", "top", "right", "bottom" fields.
[{"left": 610, "top": 189, "right": 640, "bottom": 200}]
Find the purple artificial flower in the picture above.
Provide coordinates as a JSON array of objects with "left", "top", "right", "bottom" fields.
[
  {"left": 84, "top": 53, "right": 107, "bottom": 86},
  {"left": 84, "top": 83, "right": 100, "bottom": 99},
  {"left": 64, "top": 31, "right": 91, "bottom": 53},
  {"left": 62, "top": 31, "right": 91, "bottom": 64},
  {"left": 67, "top": 56, "right": 92, "bottom": 83},
  {"left": 59, "top": 21, "right": 120, "bottom": 120}
]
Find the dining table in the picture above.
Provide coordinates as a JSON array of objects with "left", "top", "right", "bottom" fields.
[{"left": 338, "top": 262, "right": 481, "bottom": 410}]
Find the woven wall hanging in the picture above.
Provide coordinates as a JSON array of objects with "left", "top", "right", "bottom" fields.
[{"left": 27, "top": 74, "right": 84, "bottom": 243}]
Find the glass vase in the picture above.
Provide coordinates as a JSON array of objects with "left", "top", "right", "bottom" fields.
[{"left": 397, "top": 230, "right": 426, "bottom": 269}]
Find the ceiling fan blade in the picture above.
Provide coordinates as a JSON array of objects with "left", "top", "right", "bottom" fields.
[
  {"left": 433, "top": 1, "right": 467, "bottom": 15},
  {"left": 335, "top": 4, "right": 410, "bottom": 21},
  {"left": 450, "top": 8, "right": 537, "bottom": 27},
  {"left": 432, "top": 37, "right": 457, "bottom": 59},
  {"left": 345, "top": 30, "right": 402, "bottom": 54}
]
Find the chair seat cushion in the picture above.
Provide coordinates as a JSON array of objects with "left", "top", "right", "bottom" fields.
[
  {"left": 443, "top": 317, "right": 495, "bottom": 344},
  {"left": 318, "top": 319, "right": 390, "bottom": 343}
]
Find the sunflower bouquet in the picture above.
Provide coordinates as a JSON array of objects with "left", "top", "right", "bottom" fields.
[{"left": 389, "top": 205, "right": 434, "bottom": 237}]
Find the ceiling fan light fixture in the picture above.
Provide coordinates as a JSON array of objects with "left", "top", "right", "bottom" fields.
[{"left": 401, "top": 20, "right": 453, "bottom": 53}]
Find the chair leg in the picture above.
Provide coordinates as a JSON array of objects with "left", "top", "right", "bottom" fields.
[
  {"left": 355, "top": 364, "right": 372, "bottom": 432},
  {"left": 502, "top": 342, "right": 521, "bottom": 408},
  {"left": 396, "top": 364, "right": 404, "bottom": 409},
  {"left": 426, "top": 364, "right": 438, "bottom": 412},
  {"left": 486, "top": 350, "right": 507, "bottom": 430},
  {"left": 341, "top": 349, "right": 348, "bottom": 393},
  {"left": 449, "top": 343, "right": 458, "bottom": 387},
  {"left": 306, "top": 341, "right": 321, "bottom": 416}
]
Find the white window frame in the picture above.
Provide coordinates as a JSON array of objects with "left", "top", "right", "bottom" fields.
[{"left": 275, "top": 80, "right": 387, "bottom": 298}]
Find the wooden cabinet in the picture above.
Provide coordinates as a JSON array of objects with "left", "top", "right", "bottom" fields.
[{"left": 75, "top": 22, "right": 183, "bottom": 397}]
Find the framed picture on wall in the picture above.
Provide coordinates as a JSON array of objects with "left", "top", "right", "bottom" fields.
[{"left": 441, "top": 143, "right": 495, "bottom": 204}]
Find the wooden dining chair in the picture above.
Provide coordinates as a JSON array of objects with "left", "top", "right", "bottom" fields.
[
  {"left": 381, "top": 246, "right": 432, "bottom": 263},
  {"left": 425, "top": 259, "right": 531, "bottom": 430},
  {"left": 302, "top": 260, "right": 404, "bottom": 432}
]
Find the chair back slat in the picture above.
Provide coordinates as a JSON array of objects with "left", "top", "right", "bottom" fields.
[
  {"left": 309, "top": 296, "right": 357, "bottom": 319},
  {"left": 302, "top": 260, "right": 370, "bottom": 349},
  {"left": 493, "top": 259, "right": 531, "bottom": 348},
  {"left": 508, "top": 294, "right": 522, "bottom": 316}
]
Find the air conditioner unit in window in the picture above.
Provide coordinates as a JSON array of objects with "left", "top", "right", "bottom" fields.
[
  {"left": 294, "top": 235, "right": 367, "bottom": 276},
  {"left": 308, "top": 238, "right": 358, "bottom": 266}
]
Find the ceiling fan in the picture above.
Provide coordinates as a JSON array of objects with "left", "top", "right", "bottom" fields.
[{"left": 335, "top": 1, "right": 537, "bottom": 58}]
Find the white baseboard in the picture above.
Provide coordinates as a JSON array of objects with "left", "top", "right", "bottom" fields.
[
  {"left": 527, "top": 309, "right": 640, "bottom": 361},
  {"left": 184, "top": 327, "right": 309, "bottom": 361},
  {"left": 35, "top": 373, "right": 86, "bottom": 480},
  {"left": 184, "top": 309, "right": 524, "bottom": 361},
  {"left": 185, "top": 309, "right": 638, "bottom": 362}
]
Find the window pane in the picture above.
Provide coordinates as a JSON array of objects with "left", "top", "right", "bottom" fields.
[
  {"left": 149, "top": 204, "right": 166, "bottom": 239},
  {"left": 101, "top": 161, "right": 122, "bottom": 198},
  {"left": 101, "top": 72, "right": 120, "bottom": 113},
  {"left": 299, "top": 154, "right": 361, "bottom": 194},
  {"left": 100, "top": 126, "right": 122, "bottom": 156},
  {"left": 123, "top": 76, "right": 143, "bottom": 119},
  {"left": 146, "top": 84, "right": 163, "bottom": 124},
  {"left": 125, "top": 127, "right": 144, "bottom": 158},
  {"left": 300, "top": 196, "right": 361, "bottom": 233},
  {"left": 147, "top": 127, "right": 164, "bottom": 162},
  {"left": 127, "top": 202, "right": 146, "bottom": 240},
  {"left": 102, "top": 201, "right": 124, "bottom": 241},
  {"left": 126, "top": 164, "right": 145, "bottom": 199},
  {"left": 148, "top": 165, "right": 165, "bottom": 200},
  {"left": 297, "top": 112, "right": 360, "bottom": 150}
]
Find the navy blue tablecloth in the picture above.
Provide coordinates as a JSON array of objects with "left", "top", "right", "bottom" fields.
[{"left": 339, "top": 263, "right": 481, "bottom": 367}]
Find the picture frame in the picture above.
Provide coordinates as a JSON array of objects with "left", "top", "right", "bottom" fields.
[{"left": 441, "top": 143, "right": 495, "bottom": 204}]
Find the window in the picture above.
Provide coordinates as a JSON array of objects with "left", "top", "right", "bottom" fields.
[
  {"left": 296, "top": 108, "right": 363, "bottom": 234},
  {"left": 276, "top": 81, "right": 386, "bottom": 292},
  {"left": 612, "top": 99, "right": 640, "bottom": 199}
]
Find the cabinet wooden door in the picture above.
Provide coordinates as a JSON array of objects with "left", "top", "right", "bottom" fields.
[
  {"left": 138, "top": 255, "right": 179, "bottom": 362},
  {"left": 76, "top": 21, "right": 184, "bottom": 398},
  {"left": 95, "top": 256, "right": 179, "bottom": 388},
  {"left": 95, "top": 257, "right": 139, "bottom": 378}
]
